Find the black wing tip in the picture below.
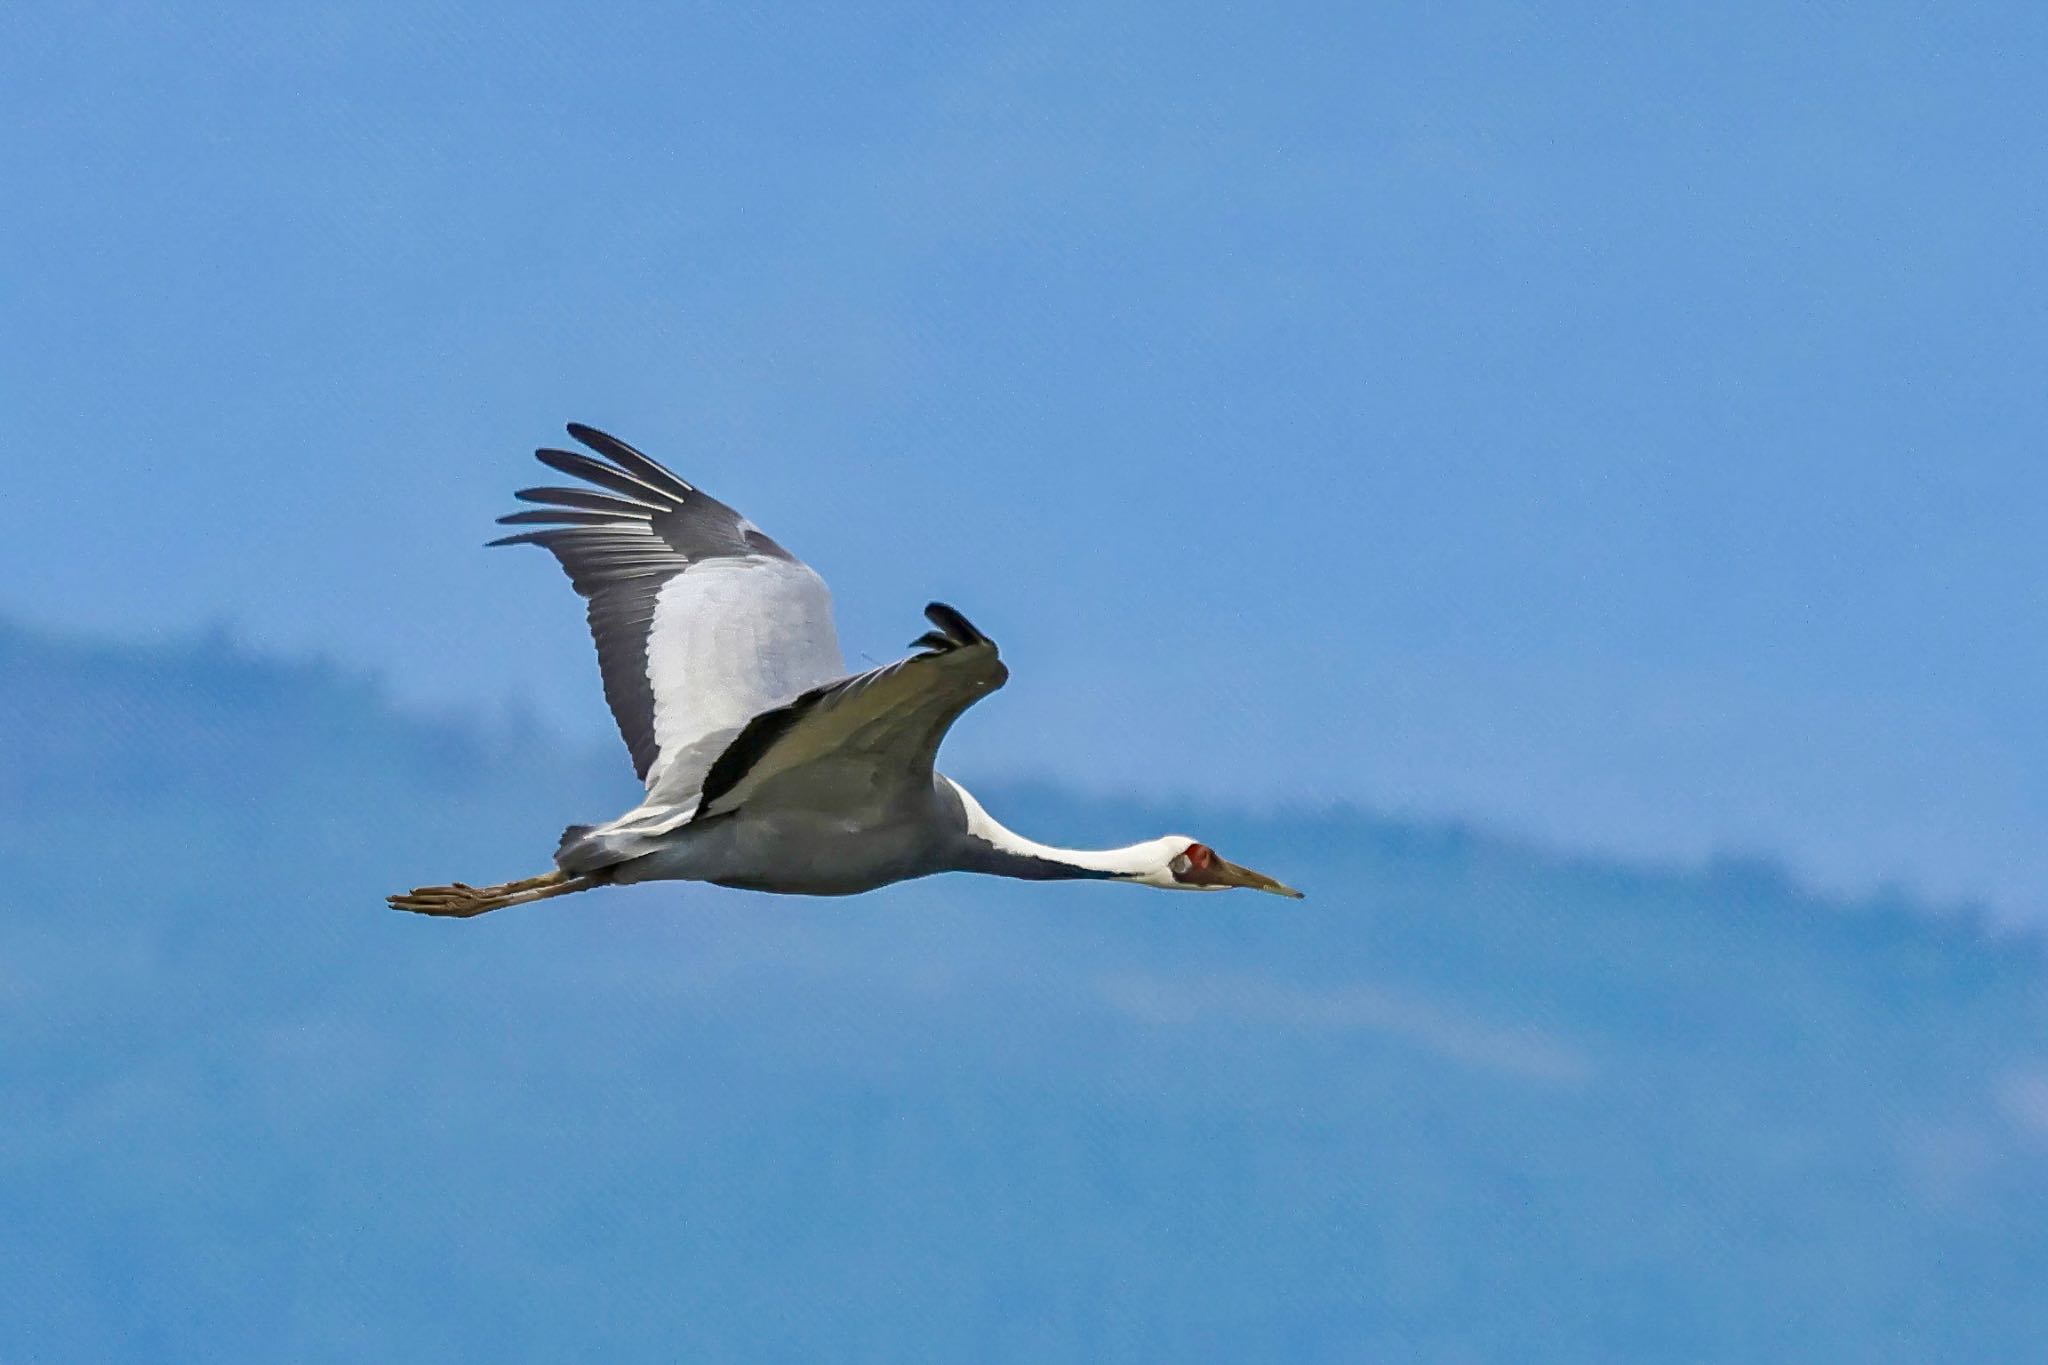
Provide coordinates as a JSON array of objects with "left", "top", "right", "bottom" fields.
[
  {"left": 922, "top": 602, "right": 992, "bottom": 649},
  {"left": 562, "top": 423, "right": 695, "bottom": 495},
  {"left": 528, "top": 446, "right": 679, "bottom": 508}
]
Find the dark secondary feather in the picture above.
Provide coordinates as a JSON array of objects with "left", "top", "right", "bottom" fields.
[
  {"left": 487, "top": 423, "right": 797, "bottom": 782},
  {"left": 695, "top": 602, "right": 1004, "bottom": 816}
]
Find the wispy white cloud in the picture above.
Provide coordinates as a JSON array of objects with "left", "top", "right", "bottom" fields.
[{"left": 1096, "top": 969, "right": 1594, "bottom": 1087}]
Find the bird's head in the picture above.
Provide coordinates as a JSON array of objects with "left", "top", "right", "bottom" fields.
[{"left": 1130, "top": 836, "right": 1303, "bottom": 898}]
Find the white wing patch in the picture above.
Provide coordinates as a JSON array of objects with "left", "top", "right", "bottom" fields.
[{"left": 642, "top": 555, "right": 845, "bottom": 799}]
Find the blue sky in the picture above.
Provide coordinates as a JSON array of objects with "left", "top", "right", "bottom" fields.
[{"left": 5, "top": 3, "right": 2046, "bottom": 912}]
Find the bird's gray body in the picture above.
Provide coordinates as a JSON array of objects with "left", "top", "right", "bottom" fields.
[
  {"left": 607, "top": 774, "right": 973, "bottom": 895},
  {"left": 603, "top": 770, "right": 1112, "bottom": 894}
]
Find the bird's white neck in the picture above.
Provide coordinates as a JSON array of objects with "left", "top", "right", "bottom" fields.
[{"left": 942, "top": 780, "right": 1180, "bottom": 885}]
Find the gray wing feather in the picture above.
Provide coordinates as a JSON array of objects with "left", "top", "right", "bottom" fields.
[{"left": 490, "top": 423, "right": 840, "bottom": 785}]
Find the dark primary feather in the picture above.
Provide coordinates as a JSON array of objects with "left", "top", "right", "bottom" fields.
[
  {"left": 532, "top": 447, "right": 672, "bottom": 503},
  {"left": 906, "top": 601, "right": 991, "bottom": 656},
  {"left": 921, "top": 601, "right": 991, "bottom": 647},
  {"left": 495, "top": 509, "right": 639, "bottom": 529},
  {"left": 565, "top": 423, "right": 694, "bottom": 494},
  {"left": 512, "top": 486, "right": 658, "bottom": 516}
]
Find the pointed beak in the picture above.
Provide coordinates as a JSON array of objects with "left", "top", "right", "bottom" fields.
[{"left": 1212, "top": 857, "right": 1304, "bottom": 899}]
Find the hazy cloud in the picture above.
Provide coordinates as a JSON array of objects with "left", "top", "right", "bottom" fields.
[{"left": 1097, "top": 969, "right": 1594, "bottom": 1087}]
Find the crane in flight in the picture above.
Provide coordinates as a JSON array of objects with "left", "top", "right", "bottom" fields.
[{"left": 390, "top": 425, "right": 1301, "bottom": 917}]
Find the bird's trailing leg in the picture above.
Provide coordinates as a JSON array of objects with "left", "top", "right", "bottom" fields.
[{"left": 387, "top": 869, "right": 591, "bottom": 918}]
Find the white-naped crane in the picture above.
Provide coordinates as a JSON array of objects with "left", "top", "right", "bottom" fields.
[{"left": 389, "top": 424, "right": 1302, "bottom": 917}]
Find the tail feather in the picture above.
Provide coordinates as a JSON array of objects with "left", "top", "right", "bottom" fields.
[{"left": 554, "top": 803, "right": 695, "bottom": 874}]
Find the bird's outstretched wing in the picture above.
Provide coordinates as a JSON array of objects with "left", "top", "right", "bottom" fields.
[
  {"left": 491, "top": 424, "right": 846, "bottom": 800},
  {"left": 692, "top": 603, "right": 1007, "bottom": 821}
]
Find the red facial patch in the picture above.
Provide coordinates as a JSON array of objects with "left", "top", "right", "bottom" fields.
[{"left": 1184, "top": 843, "right": 1215, "bottom": 870}]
